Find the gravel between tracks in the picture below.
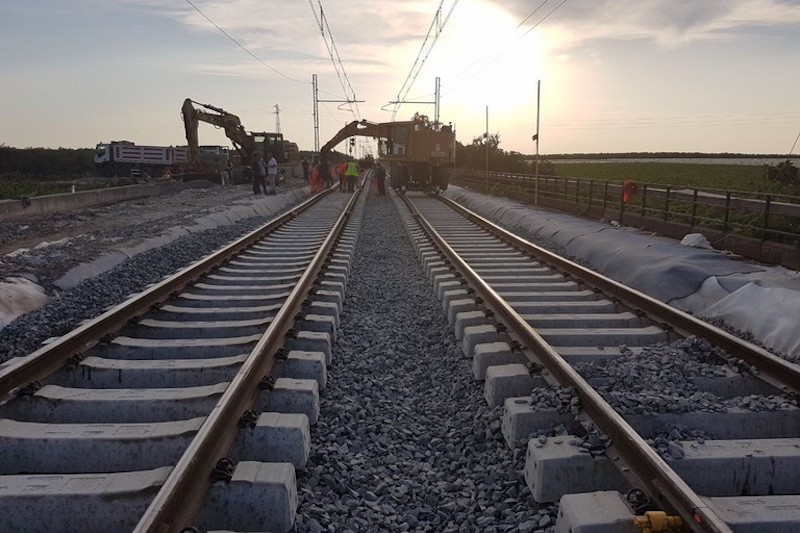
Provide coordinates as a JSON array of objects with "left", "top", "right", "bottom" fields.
[{"left": 294, "top": 192, "right": 556, "bottom": 533}]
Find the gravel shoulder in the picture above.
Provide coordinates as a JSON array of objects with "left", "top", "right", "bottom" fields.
[
  {"left": 0, "top": 180, "right": 307, "bottom": 290},
  {"left": 0, "top": 178, "right": 309, "bottom": 360}
]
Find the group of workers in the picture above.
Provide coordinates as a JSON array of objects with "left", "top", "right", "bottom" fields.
[
  {"left": 251, "top": 152, "right": 278, "bottom": 195},
  {"left": 304, "top": 158, "right": 386, "bottom": 195}
]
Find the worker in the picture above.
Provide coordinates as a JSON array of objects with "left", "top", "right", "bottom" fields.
[
  {"left": 309, "top": 162, "right": 320, "bottom": 193},
  {"left": 224, "top": 160, "right": 233, "bottom": 185},
  {"left": 374, "top": 161, "right": 386, "bottom": 196},
  {"left": 319, "top": 159, "right": 331, "bottom": 190},
  {"left": 252, "top": 153, "right": 266, "bottom": 195},
  {"left": 337, "top": 161, "right": 347, "bottom": 191},
  {"left": 345, "top": 160, "right": 359, "bottom": 192},
  {"left": 302, "top": 158, "right": 309, "bottom": 182},
  {"left": 266, "top": 152, "right": 278, "bottom": 195}
]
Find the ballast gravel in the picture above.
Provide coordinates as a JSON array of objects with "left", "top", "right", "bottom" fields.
[
  {"left": 294, "top": 191, "right": 556, "bottom": 532},
  {"left": 0, "top": 199, "right": 300, "bottom": 363}
]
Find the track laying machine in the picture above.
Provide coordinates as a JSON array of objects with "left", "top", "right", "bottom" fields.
[{"left": 320, "top": 114, "right": 455, "bottom": 192}]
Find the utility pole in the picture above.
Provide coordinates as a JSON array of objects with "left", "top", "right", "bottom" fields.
[
  {"left": 312, "top": 72, "right": 364, "bottom": 156},
  {"left": 485, "top": 105, "right": 489, "bottom": 192},
  {"left": 534, "top": 80, "right": 541, "bottom": 205},
  {"left": 273, "top": 104, "right": 281, "bottom": 134},
  {"left": 312, "top": 75, "right": 320, "bottom": 153},
  {"left": 434, "top": 77, "right": 441, "bottom": 125},
  {"left": 385, "top": 77, "right": 441, "bottom": 122}
]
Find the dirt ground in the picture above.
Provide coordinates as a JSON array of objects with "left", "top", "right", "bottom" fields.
[{"left": 0, "top": 178, "right": 307, "bottom": 290}]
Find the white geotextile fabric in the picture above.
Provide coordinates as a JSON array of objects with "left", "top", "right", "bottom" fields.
[{"left": 444, "top": 186, "right": 800, "bottom": 358}]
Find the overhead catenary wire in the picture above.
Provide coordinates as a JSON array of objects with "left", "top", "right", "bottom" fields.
[
  {"left": 444, "top": 0, "right": 568, "bottom": 99},
  {"left": 789, "top": 127, "right": 800, "bottom": 155},
  {"left": 307, "top": 0, "right": 361, "bottom": 120},
  {"left": 391, "top": 0, "right": 459, "bottom": 120},
  {"left": 184, "top": 0, "right": 308, "bottom": 84}
]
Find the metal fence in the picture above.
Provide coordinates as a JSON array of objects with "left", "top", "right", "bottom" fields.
[{"left": 452, "top": 170, "right": 800, "bottom": 268}]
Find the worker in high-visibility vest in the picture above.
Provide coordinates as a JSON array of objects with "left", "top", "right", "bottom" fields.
[{"left": 345, "top": 160, "right": 359, "bottom": 192}]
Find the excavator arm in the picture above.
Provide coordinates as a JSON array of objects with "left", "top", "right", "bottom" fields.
[
  {"left": 181, "top": 98, "right": 255, "bottom": 167},
  {"left": 320, "top": 120, "right": 395, "bottom": 154}
]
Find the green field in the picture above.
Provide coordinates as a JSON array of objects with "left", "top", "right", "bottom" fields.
[
  {"left": 0, "top": 176, "right": 136, "bottom": 201},
  {"left": 552, "top": 162, "right": 798, "bottom": 196}
]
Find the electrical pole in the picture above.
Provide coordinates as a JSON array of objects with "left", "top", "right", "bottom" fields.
[
  {"left": 273, "top": 104, "right": 281, "bottom": 134},
  {"left": 534, "top": 80, "right": 541, "bottom": 205},
  {"left": 313, "top": 72, "right": 364, "bottom": 156},
  {"left": 312, "top": 74, "right": 320, "bottom": 153},
  {"left": 485, "top": 105, "right": 489, "bottom": 192},
  {"left": 434, "top": 77, "right": 441, "bottom": 125},
  {"left": 385, "top": 77, "right": 441, "bottom": 122}
]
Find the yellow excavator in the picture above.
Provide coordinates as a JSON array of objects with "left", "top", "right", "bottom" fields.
[
  {"left": 181, "top": 98, "right": 298, "bottom": 183},
  {"left": 320, "top": 114, "right": 455, "bottom": 191}
]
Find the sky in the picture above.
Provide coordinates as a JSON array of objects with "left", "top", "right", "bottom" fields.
[{"left": 1, "top": 0, "right": 799, "bottom": 156}]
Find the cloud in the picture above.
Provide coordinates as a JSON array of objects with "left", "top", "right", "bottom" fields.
[
  {"left": 494, "top": 0, "right": 800, "bottom": 48},
  {"left": 123, "top": 0, "right": 431, "bottom": 70}
]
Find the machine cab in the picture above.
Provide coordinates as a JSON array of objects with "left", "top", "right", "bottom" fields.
[{"left": 252, "top": 133, "right": 285, "bottom": 163}]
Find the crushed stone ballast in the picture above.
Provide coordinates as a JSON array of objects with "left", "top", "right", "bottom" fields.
[
  {"left": 398, "top": 191, "right": 800, "bottom": 533},
  {"left": 0, "top": 186, "right": 361, "bottom": 533}
]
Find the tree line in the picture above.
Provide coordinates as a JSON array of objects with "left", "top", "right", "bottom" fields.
[
  {"left": 455, "top": 133, "right": 555, "bottom": 175},
  {"left": 0, "top": 146, "right": 96, "bottom": 177}
]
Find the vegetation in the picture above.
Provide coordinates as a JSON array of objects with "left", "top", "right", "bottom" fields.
[
  {"left": 551, "top": 161, "right": 799, "bottom": 196},
  {"left": 455, "top": 133, "right": 555, "bottom": 175},
  {"left": 0, "top": 145, "right": 96, "bottom": 176},
  {"left": 544, "top": 151, "right": 794, "bottom": 160},
  {"left": 0, "top": 145, "right": 135, "bottom": 200},
  {"left": 453, "top": 135, "right": 798, "bottom": 196}
]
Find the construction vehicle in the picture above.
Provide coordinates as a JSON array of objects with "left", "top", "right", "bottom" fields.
[
  {"left": 94, "top": 141, "right": 190, "bottom": 178},
  {"left": 181, "top": 98, "right": 299, "bottom": 183},
  {"left": 320, "top": 114, "right": 455, "bottom": 191}
]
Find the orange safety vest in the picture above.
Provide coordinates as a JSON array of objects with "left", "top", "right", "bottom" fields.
[{"left": 621, "top": 180, "right": 638, "bottom": 204}]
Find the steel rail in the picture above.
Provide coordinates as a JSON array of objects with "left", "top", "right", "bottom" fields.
[
  {"left": 134, "top": 187, "right": 362, "bottom": 532},
  {"left": 400, "top": 194, "right": 733, "bottom": 533},
  {"left": 0, "top": 191, "right": 330, "bottom": 403},
  {"left": 438, "top": 195, "right": 800, "bottom": 396}
]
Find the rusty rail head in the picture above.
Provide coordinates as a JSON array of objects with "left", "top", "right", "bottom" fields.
[
  {"left": 400, "top": 193, "right": 734, "bottom": 533},
  {"left": 133, "top": 187, "right": 362, "bottom": 533},
  {"left": 437, "top": 194, "right": 800, "bottom": 396},
  {"left": 0, "top": 191, "right": 327, "bottom": 402}
]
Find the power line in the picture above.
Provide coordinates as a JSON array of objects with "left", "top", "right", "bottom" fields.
[
  {"left": 391, "top": 0, "right": 459, "bottom": 120},
  {"left": 790, "top": 127, "right": 800, "bottom": 155},
  {"left": 307, "top": 0, "right": 361, "bottom": 120},
  {"left": 184, "top": 0, "right": 307, "bottom": 84},
  {"left": 444, "top": 0, "right": 568, "bottom": 98}
]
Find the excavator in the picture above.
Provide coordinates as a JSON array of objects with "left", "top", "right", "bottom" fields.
[
  {"left": 320, "top": 114, "right": 455, "bottom": 192},
  {"left": 181, "top": 98, "right": 298, "bottom": 183}
]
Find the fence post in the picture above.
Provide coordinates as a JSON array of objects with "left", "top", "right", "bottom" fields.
[
  {"left": 588, "top": 180, "right": 594, "bottom": 212},
  {"left": 575, "top": 179, "right": 581, "bottom": 206},
  {"left": 640, "top": 184, "right": 647, "bottom": 219},
  {"left": 619, "top": 187, "right": 625, "bottom": 225},
  {"left": 723, "top": 191, "right": 731, "bottom": 233},
  {"left": 664, "top": 186, "right": 670, "bottom": 222},
  {"left": 603, "top": 181, "right": 609, "bottom": 209},
  {"left": 762, "top": 195, "right": 772, "bottom": 242},
  {"left": 690, "top": 189, "right": 699, "bottom": 229}
]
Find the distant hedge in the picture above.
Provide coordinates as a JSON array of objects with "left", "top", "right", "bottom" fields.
[{"left": 0, "top": 146, "right": 96, "bottom": 177}]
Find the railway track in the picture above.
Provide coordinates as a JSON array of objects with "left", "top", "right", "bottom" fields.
[
  {"left": 0, "top": 185, "right": 364, "bottom": 532},
  {"left": 397, "top": 191, "right": 800, "bottom": 533},
  {"left": 2, "top": 179, "right": 799, "bottom": 532}
]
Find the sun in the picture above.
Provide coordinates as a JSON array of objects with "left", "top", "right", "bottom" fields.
[{"left": 431, "top": 1, "right": 549, "bottom": 112}]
